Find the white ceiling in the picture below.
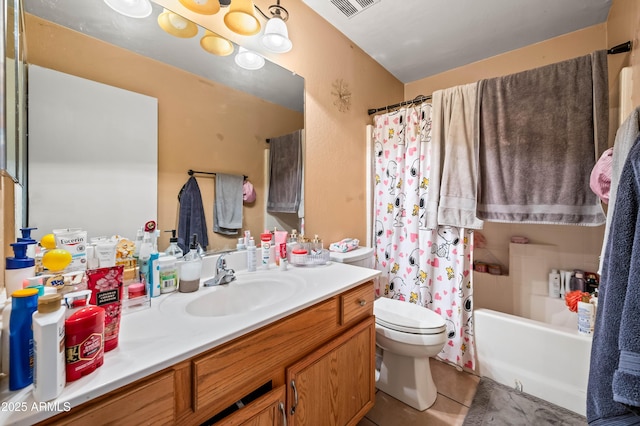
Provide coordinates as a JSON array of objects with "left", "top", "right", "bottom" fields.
[{"left": 301, "top": 0, "right": 613, "bottom": 83}]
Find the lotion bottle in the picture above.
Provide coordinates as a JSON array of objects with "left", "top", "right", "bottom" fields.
[
  {"left": 32, "top": 293, "right": 66, "bottom": 402},
  {"left": 260, "top": 231, "right": 272, "bottom": 270},
  {"left": 548, "top": 269, "right": 560, "bottom": 298},
  {"left": 247, "top": 238, "right": 257, "bottom": 272}
]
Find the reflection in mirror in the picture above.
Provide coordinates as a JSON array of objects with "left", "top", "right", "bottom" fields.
[{"left": 23, "top": 0, "right": 304, "bottom": 250}]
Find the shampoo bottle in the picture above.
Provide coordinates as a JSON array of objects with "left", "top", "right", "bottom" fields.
[
  {"left": 548, "top": 269, "right": 560, "bottom": 298},
  {"left": 32, "top": 293, "right": 66, "bottom": 402},
  {"left": 247, "top": 238, "right": 257, "bottom": 272},
  {"left": 9, "top": 288, "right": 39, "bottom": 390}
]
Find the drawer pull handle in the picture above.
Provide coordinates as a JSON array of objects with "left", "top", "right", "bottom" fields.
[
  {"left": 279, "top": 402, "right": 287, "bottom": 426},
  {"left": 359, "top": 299, "right": 367, "bottom": 306},
  {"left": 290, "top": 380, "right": 298, "bottom": 415}
]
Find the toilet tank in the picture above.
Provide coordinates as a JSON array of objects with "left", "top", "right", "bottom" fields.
[{"left": 329, "top": 247, "right": 374, "bottom": 268}]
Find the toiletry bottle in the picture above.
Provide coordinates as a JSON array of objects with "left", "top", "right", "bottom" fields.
[
  {"left": 5, "top": 242, "right": 36, "bottom": 298},
  {"left": 32, "top": 293, "right": 66, "bottom": 402},
  {"left": 1, "top": 298, "right": 12, "bottom": 375},
  {"left": 158, "top": 256, "right": 178, "bottom": 294},
  {"left": 149, "top": 252, "right": 161, "bottom": 298},
  {"left": 63, "top": 290, "right": 105, "bottom": 382},
  {"left": 247, "top": 238, "right": 257, "bottom": 272},
  {"left": 9, "top": 288, "right": 39, "bottom": 390},
  {"left": 548, "top": 269, "right": 561, "bottom": 298},
  {"left": 237, "top": 237, "right": 246, "bottom": 251},
  {"left": 17, "top": 227, "right": 38, "bottom": 259},
  {"left": 274, "top": 230, "right": 288, "bottom": 266},
  {"left": 179, "top": 234, "right": 202, "bottom": 293},
  {"left": 164, "top": 230, "right": 184, "bottom": 259},
  {"left": 137, "top": 232, "right": 153, "bottom": 290},
  {"left": 260, "top": 231, "right": 272, "bottom": 270},
  {"left": 572, "top": 270, "right": 587, "bottom": 292},
  {"left": 86, "top": 245, "right": 100, "bottom": 270}
]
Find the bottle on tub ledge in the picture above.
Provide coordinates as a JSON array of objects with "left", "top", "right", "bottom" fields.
[{"left": 548, "top": 269, "right": 561, "bottom": 298}]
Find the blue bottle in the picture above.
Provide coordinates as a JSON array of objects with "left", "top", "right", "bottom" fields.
[{"left": 9, "top": 288, "right": 39, "bottom": 390}]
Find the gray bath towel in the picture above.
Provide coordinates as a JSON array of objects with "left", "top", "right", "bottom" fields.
[
  {"left": 433, "top": 83, "right": 484, "bottom": 229},
  {"left": 587, "top": 137, "right": 640, "bottom": 425},
  {"left": 476, "top": 50, "right": 608, "bottom": 225},
  {"left": 267, "top": 130, "right": 303, "bottom": 214},
  {"left": 598, "top": 106, "right": 640, "bottom": 273},
  {"left": 178, "top": 176, "right": 209, "bottom": 252},
  {"left": 213, "top": 173, "right": 244, "bottom": 236}
]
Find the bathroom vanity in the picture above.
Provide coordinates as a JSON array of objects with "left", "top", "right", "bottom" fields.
[{"left": 0, "top": 260, "right": 379, "bottom": 425}]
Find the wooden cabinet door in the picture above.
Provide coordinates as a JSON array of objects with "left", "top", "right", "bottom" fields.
[
  {"left": 285, "top": 317, "right": 375, "bottom": 426},
  {"left": 215, "top": 385, "right": 287, "bottom": 426}
]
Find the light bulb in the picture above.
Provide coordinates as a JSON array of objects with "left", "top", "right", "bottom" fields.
[{"left": 235, "top": 47, "right": 265, "bottom": 70}]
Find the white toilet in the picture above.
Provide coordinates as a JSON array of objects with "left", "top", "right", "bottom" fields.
[
  {"left": 374, "top": 297, "right": 447, "bottom": 411},
  {"left": 329, "top": 247, "right": 447, "bottom": 411}
]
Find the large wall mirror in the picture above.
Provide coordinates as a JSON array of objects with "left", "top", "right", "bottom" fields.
[{"left": 23, "top": 0, "right": 304, "bottom": 250}]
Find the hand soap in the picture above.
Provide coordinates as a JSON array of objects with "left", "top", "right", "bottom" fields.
[{"left": 179, "top": 234, "right": 202, "bottom": 293}]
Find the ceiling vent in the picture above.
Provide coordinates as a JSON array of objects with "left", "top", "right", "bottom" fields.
[{"left": 330, "top": 0, "right": 380, "bottom": 18}]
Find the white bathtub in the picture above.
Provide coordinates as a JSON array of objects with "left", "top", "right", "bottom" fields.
[{"left": 474, "top": 308, "right": 592, "bottom": 416}]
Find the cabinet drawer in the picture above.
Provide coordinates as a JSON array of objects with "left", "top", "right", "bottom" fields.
[
  {"left": 340, "top": 282, "right": 374, "bottom": 325},
  {"left": 50, "top": 370, "right": 175, "bottom": 425}
]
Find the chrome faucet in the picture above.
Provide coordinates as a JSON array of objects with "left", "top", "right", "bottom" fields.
[{"left": 204, "top": 253, "right": 236, "bottom": 286}]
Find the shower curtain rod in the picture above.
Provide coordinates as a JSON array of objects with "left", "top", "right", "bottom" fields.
[
  {"left": 367, "top": 40, "right": 633, "bottom": 116},
  {"left": 188, "top": 169, "right": 248, "bottom": 180}
]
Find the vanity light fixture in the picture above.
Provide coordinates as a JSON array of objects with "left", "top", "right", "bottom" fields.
[
  {"left": 103, "top": 0, "right": 152, "bottom": 18},
  {"left": 235, "top": 47, "right": 265, "bottom": 70},
  {"left": 224, "top": 0, "right": 261, "bottom": 36},
  {"left": 158, "top": 8, "right": 199, "bottom": 38},
  {"left": 260, "top": 0, "right": 292, "bottom": 53},
  {"left": 179, "top": 0, "right": 221, "bottom": 15},
  {"left": 201, "top": 30, "right": 235, "bottom": 56}
]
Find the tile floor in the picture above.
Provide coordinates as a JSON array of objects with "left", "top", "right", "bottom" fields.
[{"left": 358, "top": 358, "right": 480, "bottom": 426}]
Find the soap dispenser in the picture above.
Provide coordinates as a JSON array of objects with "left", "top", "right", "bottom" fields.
[
  {"left": 164, "top": 230, "right": 183, "bottom": 259},
  {"left": 17, "top": 228, "right": 38, "bottom": 259},
  {"left": 179, "top": 234, "right": 202, "bottom": 293}
]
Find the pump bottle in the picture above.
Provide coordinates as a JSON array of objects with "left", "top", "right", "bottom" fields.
[
  {"left": 179, "top": 234, "right": 202, "bottom": 293},
  {"left": 164, "top": 230, "right": 183, "bottom": 259}
]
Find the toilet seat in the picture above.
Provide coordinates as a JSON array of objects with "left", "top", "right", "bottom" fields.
[{"left": 374, "top": 297, "right": 446, "bottom": 335}]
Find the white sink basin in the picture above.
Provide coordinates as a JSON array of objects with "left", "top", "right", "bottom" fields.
[{"left": 185, "top": 274, "right": 304, "bottom": 317}]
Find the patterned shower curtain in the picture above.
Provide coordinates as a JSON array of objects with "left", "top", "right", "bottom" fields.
[{"left": 372, "top": 104, "right": 476, "bottom": 371}]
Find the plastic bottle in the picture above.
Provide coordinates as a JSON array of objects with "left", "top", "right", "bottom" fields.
[
  {"left": 1, "top": 299, "right": 12, "bottom": 376},
  {"left": 247, "top": 238, "right": 257, "bottom": 272},
  {"left": 237, "top": 237, "right": 246, "bottom": 251},
  {"left": 64, "top": 290, "right": 105, "bottom": 382},
  {"left": 571, "top": 270, "right": 587, "bottom": 292},
  {"left": 164, "top": 230, "right": 183, "bottom": 259},
  {"left": 9, "top": 288, "right": 39, "bottom": 390},
  {"left": 260, "top": 231, "right": 272, "bottom": 270},
  {"left": 32, "top": 293, "right": 66, "bottom": 402},
  {"left": 548, "top": 269, "right": 560, "bottom": 298},
  {"left": 149, "top": 252, "right": 161, "bottom": 298},
  {"left": 137, "top": 232, "right": 154, "bottom": 290},
  {"left": 17, "top": 227, "right": 38, "bottom": 259},
  {"left": 179, "top": 234, "right": 202, "bottom": 293},
  {"left": 5, "top": 242, "right": 36, "bottom": 298},
  {"left": 158, "top": 256, "right": 178, "bottom": 294}
]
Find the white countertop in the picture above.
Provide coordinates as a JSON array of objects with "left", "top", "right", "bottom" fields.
[{"left": 0, "top": 257, "right": 380, "bottom": 425}]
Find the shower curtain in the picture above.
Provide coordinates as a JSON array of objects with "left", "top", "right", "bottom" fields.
[{"left": 372, "top": 104, "right": 475, "bottom": 370}]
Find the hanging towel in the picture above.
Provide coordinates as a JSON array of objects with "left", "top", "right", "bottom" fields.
[
  {"left": 597, "top": 106, "right": 640, "bottom": 273},
  {"left": 587, "top": 137, "right": 640, "bottom": 425},
  {"left": 433, "top": 83, "right": 483, "bottom": 229},
  {"left": 267, "top": 130, "right": 303, "bottom": 213},
  {"left": 177, "top": 176, "right": 209, "bottom": 253},
  {"left": 476, "top": 50, "right": 608, "bottom": 226},
  {"left": 213, "top": 173, "right": 244, "bottom": 235}
]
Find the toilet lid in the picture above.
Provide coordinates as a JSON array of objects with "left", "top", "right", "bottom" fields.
[{"left": 374, "top": 297, "right": 446, "bottom": 335}]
